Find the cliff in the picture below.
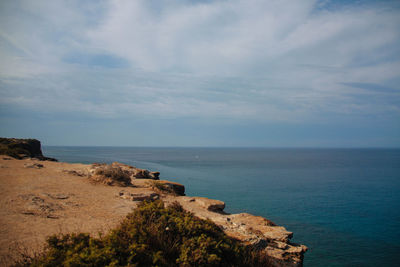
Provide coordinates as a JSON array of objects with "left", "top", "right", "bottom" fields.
[
  {"left": 0, "top": 138, "right": 57, "bottom": 161},
  {"left": 0, "top": 145, "right": 307, "bottom": 266}
]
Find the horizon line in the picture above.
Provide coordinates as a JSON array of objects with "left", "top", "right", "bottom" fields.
[{"left": 42, "top": 145, "right": 400, "bottom": 149}]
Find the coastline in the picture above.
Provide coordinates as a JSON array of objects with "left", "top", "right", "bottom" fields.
[{"left": 0, "top": 155, "right": 307, "bottom": 266}]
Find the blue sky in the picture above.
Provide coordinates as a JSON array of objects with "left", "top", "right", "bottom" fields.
[{"left": 0, "top": 0, "right": 399, "bottom": 147}]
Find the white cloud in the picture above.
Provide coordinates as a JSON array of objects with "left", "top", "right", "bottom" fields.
[
  {"left": 0, "top": 0, "right": 399, "bottom": 123},
  {"left": 88, "top": 1, "right": 400, "bottom": 75}
]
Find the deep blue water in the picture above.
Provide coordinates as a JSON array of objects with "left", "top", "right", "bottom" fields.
[{"left": 43, "top": 147, "right": 400, "bottom": 267}]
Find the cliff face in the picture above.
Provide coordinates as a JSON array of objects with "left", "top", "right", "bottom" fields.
[
  {"left": 165, "top": 196, "right": 307, "bottom": 267},
  {"left": 0, "top": 138, "right": 57, "bottom": 161},
  {"left": 0, "top": 154, "right": 306, "bottom": 266}
]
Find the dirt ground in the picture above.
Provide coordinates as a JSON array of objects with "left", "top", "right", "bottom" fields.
[{"left": 0, "top": 156, "right": 157, "bottom": 265}]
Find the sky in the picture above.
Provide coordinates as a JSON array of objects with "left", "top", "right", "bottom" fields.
[{"left": 0, "top": 0, "right": 399, "bottom": 147}]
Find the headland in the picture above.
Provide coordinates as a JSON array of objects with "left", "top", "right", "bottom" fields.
[{"left": 0, "top": 138, "right": 307, "bottom": 266}]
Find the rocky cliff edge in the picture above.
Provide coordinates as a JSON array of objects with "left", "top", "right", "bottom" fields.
[{"left": 0, "top": 140, "right": 307, "bottom": 266}]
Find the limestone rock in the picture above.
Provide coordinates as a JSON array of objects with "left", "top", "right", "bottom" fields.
[
  {"left": 167, "top": 197, "right": 307, "bottom": 267},
  {"left": 89, "top": 167, "right": 132, "bottom": 187},
  {"left": 89, "top": 162, "right": 160, "bottom": 183},
  {"left": 118, "top": 190, "right": 159, "bottom": 201},
  {"left": 156, "top": 180, "right": 185, "bottom": 196},
  {"left": 111, "top": 162, "right": 160, "bottom": 180},
  {"left": 193, "top": 197, "right": 225, "bottom": 212},
  {"left": 223, "top": 213, "right": 307, "bottom": 267}
]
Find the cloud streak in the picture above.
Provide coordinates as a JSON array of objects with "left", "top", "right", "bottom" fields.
[{"left": 0, "top": 0, "right": 399, "bottom": 131}]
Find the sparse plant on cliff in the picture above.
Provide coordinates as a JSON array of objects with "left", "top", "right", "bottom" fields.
[
  {"left": 15, "top": 200, "right": 271, "bottom": 267},
  {"left": 149, "top": 180, "right": 172, "bottom": 194},
  {"left": 90, "top": 164, "right": 131, "bottom": 186}
]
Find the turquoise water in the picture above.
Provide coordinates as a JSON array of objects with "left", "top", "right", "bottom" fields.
[{"left": 43, "top": 147, "right": 400, "bottom": 267}]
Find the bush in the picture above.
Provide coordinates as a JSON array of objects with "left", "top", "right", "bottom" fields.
[
  {"left": 16, "top": 200, "right": 271, "bottom": 267},
  {"left": 91, "top": 165, "right": 131, "bottom": 186}
]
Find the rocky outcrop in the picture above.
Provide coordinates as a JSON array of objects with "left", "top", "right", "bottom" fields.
[
  {"left": 111, "top": 162, "right": 160, "bottom": 180},
  {"left": 88, "top": 161, "right": 306, "bottom": 266},
  {"left": 154, "top": 180, "right": 185, "bottom": 196},
  {"left": 89, "top": 162, "right": 160, "bottom": 183},
  {"left": 0, "top": 138, "right": 57, "bottom": 161},
  {"left": 169, "top": 196, "right": 307, "bottom": 267},
  {"left": 184, "top": 196, "right": 225, "bottom": 212},
  {"left": 223, "top": 213, "right": 307, "bottom": 267},
  {"left": 88, "top": 163, "right": 132, "bottom": 186}
]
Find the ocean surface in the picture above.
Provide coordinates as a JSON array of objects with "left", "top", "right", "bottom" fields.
[{"left": 43, "top": 147, "right": 400, "bottom": 267}]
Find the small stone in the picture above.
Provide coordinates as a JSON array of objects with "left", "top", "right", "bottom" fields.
[
  {"left": 52, "top": 194, "right": 69, "bottom": 199},
  {"left": 24, "top": 163, "right": 44, "bottom": 169}
]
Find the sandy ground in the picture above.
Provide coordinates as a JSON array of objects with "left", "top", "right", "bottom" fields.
[{"left": 0, "top": 157, "right": 157, "bottom": 264}]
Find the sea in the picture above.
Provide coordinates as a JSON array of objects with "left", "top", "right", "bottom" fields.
[{"left": 43, "top": 147, "right": 400, "bottom": 267}]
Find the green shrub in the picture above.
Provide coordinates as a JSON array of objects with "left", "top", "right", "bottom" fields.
[{"left": 16, "top": 200, "right": 271, "bottom": 267}]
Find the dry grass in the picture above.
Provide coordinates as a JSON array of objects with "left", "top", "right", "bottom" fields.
[{"left": 89, "top": 164, "right": 132, "bottom": 186}]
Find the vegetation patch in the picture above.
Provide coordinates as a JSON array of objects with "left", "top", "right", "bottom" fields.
[
  {"left": 15, "top": 200, "right": 271, "bottom": 266},
  {"left": 90, "top": 164, "right": 132, "bottom": 186}
]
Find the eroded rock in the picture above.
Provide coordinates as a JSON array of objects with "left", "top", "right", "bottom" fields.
[
  {"left": 111, "top": 162, "right": 160, "bottom": 180},
  {"left": 154, "top": 180, "right": 185, "bottom": 196},
  {"left": 24, "top": 163, "right": 44, "bottom": 169},
  {"left": 62, "top": 169, "right": 86, "bottom": 177},
  {"left": 89, "top": 164, "right": 132, "bottom": 186},
  {"left": 88, "top": 162, "right": 160, "bottom": 186},
  {"left": 193, "top": 197, "right": 225, "bottom": 212},
  {"left": 118, "top": 190, "right": 159, "bottom": 201},
  {"left": 168, "top": 196, "right": 307, "bottom": 267}
]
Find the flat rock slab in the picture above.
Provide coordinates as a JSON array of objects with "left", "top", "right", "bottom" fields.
[
  {"left": 118, "top": 190, "right": 159, "bottom": 201},
  {"left": 24, "top": 163, "right": 44, "bottom": 169},
  {"left": 193, "top": 197, "right": 225, "bottom": 212}
]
